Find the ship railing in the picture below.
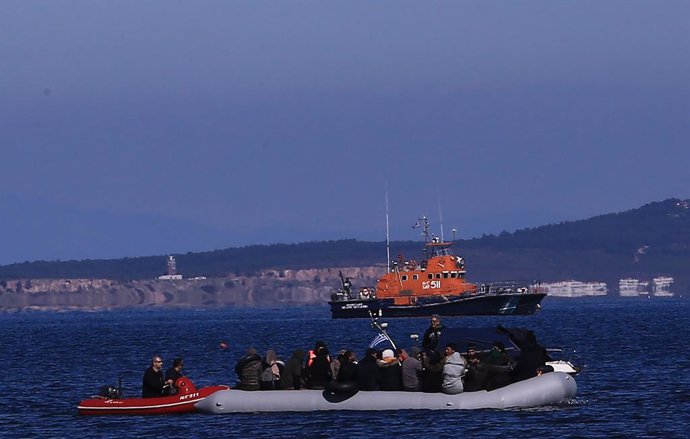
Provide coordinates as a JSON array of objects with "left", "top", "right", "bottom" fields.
[
  {"left": 332, "top": 287, "right": 377, "bottom": 301},
  {"left": 478, "top": 281, "right": 533, "bottom": 295}
]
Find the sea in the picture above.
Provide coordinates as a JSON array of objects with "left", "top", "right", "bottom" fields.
[{"left": 1, "top": 297, "right": 689, "bottom": 439}]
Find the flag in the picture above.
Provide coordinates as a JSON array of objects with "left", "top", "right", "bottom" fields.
[
  {"left": 412, "top": 221, "right": 420, "bottom": 229},
  {"left": 369, "top": 333, "right": 390, "bottom": 348}
]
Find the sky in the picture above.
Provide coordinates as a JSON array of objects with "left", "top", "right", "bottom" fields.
[{"left": 1, "top": 1, "right": 689, "bottom": 265}]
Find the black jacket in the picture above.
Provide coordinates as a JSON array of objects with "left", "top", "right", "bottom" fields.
[
  {"left": 164, "top": 367, "right": 183, "bottom": 384},
  {"left": 142, "top": 366, "right": 165, "bottom": 398},
  {"left": 379, "top": 361, "right": 402, "bottom": 391},
  {"left": 336, "top": 360, "right": 358, "bottom": 383},
  {"left": 356, "top": 356, "right": 381, "bottom": 391},
  {"left": 306, "top": 352, "right": 332, "bottom": 389},
  {"left": 283, "top": 349, "right": 305, "bottom": 389},
  {"left": 422, "top": 325, "right": 444, "bottom": 351},
  {"left": 235, "top": 353, "right": 263, "bottom": 391}
]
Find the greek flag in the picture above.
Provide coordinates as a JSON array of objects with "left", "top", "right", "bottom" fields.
[{"left": 369, "top": 333, "right": 389, "bottom": 348}]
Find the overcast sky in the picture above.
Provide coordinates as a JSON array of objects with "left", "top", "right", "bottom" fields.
[{"left": 1, "top": 1, "right": 689, "bottom": 264}]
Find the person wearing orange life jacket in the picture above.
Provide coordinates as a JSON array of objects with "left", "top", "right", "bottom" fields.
[
  {"left": 307, "top": 346, "right": 332, "bottom": 389},
  {"left": 306, "top": 340, "right": 329, "bottom": 368},
  {"left": 305, "top": 341, "right": 331, "bottom": 389}
]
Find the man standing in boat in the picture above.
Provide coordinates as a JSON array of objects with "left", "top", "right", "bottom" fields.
[{"left": 422, "top": 315, "right": 444, "bottom": 352}]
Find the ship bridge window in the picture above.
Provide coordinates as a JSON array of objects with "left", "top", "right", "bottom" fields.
[
  {"left": 450, "top": 272, "right": 457, "bottom": 278},
  {"left": 413, "top": 274, "right": 419, "bottom": 280},
  {"left": 443, "top": 273, "right": 449, "bottom": 279},
  {"left": 434, "top": 248, "right": 450, "bottom": 257},
  {"left": 401, "top": 275, "right": 408, "bottom": 281},
  {"left": 427, "top": 274, "right": 434, "bottom": 280},
  {"left": 460, "top": 273, "right": 466, "bottom": 279},
  {"left": 435, "top": 274, "right": 441, "bottom": 279}
]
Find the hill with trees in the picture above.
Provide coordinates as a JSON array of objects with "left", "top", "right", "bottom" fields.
[{"left": 1, "top": 198, "right": 688, "bottom": 295}]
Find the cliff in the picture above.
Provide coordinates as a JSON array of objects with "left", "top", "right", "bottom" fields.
[{"left": 0, "top": 266, "right": 386, "bottom": 312}]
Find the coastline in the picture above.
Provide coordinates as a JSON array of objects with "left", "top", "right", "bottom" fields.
[{"left": 0, "top": 266, "right": 384, "bottom": 312}]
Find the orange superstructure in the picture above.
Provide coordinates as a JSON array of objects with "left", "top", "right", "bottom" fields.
[{"left": 375, "top": 239, "right": 477, "bottom": 304}]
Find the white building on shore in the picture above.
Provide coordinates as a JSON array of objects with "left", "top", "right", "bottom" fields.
[
  {"left": 539, "top": 280, "right": 608, "bottom": 298},
  {"left": 618, "top": 277, "right": 674, "bottom": 297},
  {"left": 618, "top": 278, "right": 649, "bottom": 297},
  {"left": 652, "top": 276, "right": 674, "bottom": 297}
]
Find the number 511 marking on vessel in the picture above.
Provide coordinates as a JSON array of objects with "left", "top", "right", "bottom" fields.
[{"left": 422, "top": 280, "right": 441, "bottom": 289}]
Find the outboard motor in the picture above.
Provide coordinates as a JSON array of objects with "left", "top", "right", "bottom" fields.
[{"left": 97, "top": 384, "right": 122, "bottom": 399}]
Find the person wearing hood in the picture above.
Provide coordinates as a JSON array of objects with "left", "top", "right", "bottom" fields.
[
  {"left": 511, "top": 330, "right": 549, "bottom": 382},
  {"left": 234, "top": 347, "right": 263, "bottom": 391},
  {"left": 283, "top": 349, "right": 305, "bottom": 390},
  {"left": 259, "top": 349, "right": 283, "bottom": 390},
  {"left": 441, "top": 343, "right": 466, "bottom": 395},
  {"left": 306, "top": 345, "right": 332, "bottom": 389}
]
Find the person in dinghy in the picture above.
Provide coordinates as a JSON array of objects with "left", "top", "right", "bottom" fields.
[{"left": 142, "top": 355, "right": 174, "bottom": 398}]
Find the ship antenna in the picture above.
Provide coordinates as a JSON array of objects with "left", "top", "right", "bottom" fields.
[
  {"left": 420, "top": 216, "right": 430, "bottom": 242},
  {"left": 385, "top": 182, "right": 391, "bottom": 273},
  {"left": 438, "top": 193, "right": 444, "bottom": 242}
]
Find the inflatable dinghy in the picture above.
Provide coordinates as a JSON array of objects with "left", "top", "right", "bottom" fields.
[
  {"left": 195, "top": 372, "right": 576, "bottom": 413},
  {"left": 78, "top": 378, "right": 229, "bottom": 415}
]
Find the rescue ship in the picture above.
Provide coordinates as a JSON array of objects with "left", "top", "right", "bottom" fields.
[{"left": 329, "top": 217, "right": 546, "bottom": 318}]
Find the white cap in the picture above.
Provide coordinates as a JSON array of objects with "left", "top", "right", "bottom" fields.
[{"left": 382, "top": 349, "right": 395, "bottom": 359}]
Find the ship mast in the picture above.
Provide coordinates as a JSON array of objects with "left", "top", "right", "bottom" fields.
[
  {"left": 438, "top": 193, "right": 444, "bottom": 242},
  {"left": 416, "top": 216, "right": 430, "bottom": 242},
  {"left": 385, "top": 183, "right": 391, "bottom": 273}
]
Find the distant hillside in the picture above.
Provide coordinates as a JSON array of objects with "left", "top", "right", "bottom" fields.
[
  {"left": 1, "top": 198, "right": 688, "bottom": 294},
  {"left": 466, "top": 198, "right": 690, "bottom": 254},
  {"left": 459, "top": 198, "right": 690, "bottom": 293}
]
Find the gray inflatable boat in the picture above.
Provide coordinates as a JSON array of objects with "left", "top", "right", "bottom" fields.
[{"left": 195, "top": 372, "right": 576, "bottom": 413}]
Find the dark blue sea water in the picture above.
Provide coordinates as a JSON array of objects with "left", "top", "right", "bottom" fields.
[{"left": 2, "top": 297, "right": 689, "bottom": 438}]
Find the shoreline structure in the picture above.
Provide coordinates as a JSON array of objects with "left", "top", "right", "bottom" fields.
[
  {"left": 0, "top": 267, "right": 383, "bottom": 311},
  {"left": 0, "top": 266, "right": 677, "bottom": 312}
]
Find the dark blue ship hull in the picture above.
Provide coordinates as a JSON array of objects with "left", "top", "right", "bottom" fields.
[{"left": 329, "top": 292, "right": 546, "bottom": 318}]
